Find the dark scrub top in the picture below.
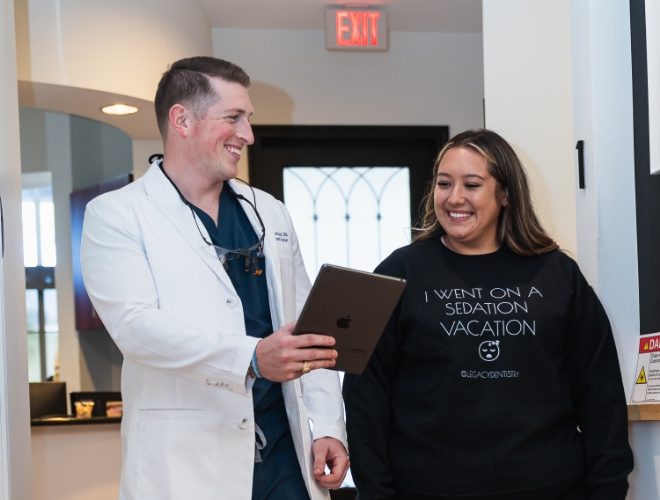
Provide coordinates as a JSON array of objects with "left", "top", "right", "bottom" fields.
[{"left": 190, "top": 185, "right": 309, "bottom": 500}]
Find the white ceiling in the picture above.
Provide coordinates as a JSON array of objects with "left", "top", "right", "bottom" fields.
[
  {"left": 196, "top": 0, "right": 482, "bottom": 33},
  {"left": 19, "top": 82, "right": 160, "bottom": 140}
]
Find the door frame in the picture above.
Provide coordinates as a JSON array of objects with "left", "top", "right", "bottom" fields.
[
  {"left": 0, "top": 195, "right": 10, "bottom": 499},
  {"left": 247, "top": 125, "right": 449, "bottom": 226}
]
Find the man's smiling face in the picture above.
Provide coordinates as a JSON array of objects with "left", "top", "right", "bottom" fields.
[{"left": 188, "top": 77, "right": 254, "bottom": 183}]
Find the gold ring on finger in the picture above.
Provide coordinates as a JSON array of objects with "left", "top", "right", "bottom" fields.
[{"left": 302, "top": 361, "right": 311, "bottom": 374}]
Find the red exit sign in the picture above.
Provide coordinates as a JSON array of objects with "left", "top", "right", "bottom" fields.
[{"left": 325, "top": 8, "right": 388, "bottom": 51}]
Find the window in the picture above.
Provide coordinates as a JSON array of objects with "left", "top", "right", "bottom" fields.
[
  {"left": 22, "top": 185, "right": 56, "bottom": 267},
  {"left": 283, "top": 166, "right": 411, "bottom": 279},
  {"left": 22, "top": 178, "right": 59, "bottom": 382}
]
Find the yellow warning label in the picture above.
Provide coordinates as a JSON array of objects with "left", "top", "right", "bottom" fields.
[
  {"left": 645, "top": 342, "right": 649, "bottom": 351},
  {"left": 637, "top": 367, "right": 647, "bottom": 384}
]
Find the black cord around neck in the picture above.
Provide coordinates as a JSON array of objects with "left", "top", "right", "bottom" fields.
[{"left": 151, "top": 155, "right": 266, "bottom": 248}]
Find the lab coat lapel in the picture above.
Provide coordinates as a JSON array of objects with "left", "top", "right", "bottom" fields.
[
  {"left": 142, "top": 163, "right": 235, "bottom": 292},
  {"left": 228, "top": 179, "right": 285, "bottom": 327}
]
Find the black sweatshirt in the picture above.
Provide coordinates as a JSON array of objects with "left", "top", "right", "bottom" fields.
[{"left": 343, "top": 237, "right": 633, "bottom": 500}]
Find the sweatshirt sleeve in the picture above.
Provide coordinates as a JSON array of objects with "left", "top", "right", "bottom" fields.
[
  {"left": 342, "top": 256, "right": 405, "bottom": 500},
  {"left": 561, "top": 258, "right": 634, "bottom": 500}
]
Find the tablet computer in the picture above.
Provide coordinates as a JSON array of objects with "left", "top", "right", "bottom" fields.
[{"left": 293, "top": 264, "right": 406, "bottom": 374}]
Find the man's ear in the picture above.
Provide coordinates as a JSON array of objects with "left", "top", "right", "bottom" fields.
[{"left": 169, "top": 104, "right": 193, "bottom": 139}]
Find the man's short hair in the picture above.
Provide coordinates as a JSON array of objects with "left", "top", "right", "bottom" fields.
[{"left": 154, "top": 56, "right": 251, "bottom": 140}]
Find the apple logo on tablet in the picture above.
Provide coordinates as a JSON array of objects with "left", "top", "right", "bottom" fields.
[{"left": 336, "top": 315, "right": 352, "bottom": 329}]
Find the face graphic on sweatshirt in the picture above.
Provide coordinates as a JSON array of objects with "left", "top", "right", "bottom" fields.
[{"left": 479, "top": 340, "right": 500, "bottom": 361}]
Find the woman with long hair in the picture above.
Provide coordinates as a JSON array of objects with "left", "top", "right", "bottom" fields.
[{"left": 343, "top": 129, "right": 633, "bottom": 500}]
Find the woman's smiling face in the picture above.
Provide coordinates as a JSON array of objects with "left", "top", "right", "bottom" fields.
[{"left": 434, "top": 147, "right": 506, "bottom": 255}]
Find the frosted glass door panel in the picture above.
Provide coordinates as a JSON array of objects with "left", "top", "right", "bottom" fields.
[{"left": 283, "top": 167, "right": 411, "bottom": 279}]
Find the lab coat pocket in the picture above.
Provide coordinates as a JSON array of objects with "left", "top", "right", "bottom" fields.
[
  {"left": 138, "top": 408, "right": 206, "bottom": 421},
  {"left": 277, "top": 243, "right": 295, "bottom": 260},
  {"left": 277, "top": 244, "right": 297, "bottom": 323}
]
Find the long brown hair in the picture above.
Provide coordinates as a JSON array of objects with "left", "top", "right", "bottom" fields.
[{"left": 413, "top": 129, "right": 558, "bottom": 256}]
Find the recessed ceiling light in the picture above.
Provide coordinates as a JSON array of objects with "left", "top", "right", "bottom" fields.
[{"left": 101, "top": 104, "right": 138, "bottom": 116}]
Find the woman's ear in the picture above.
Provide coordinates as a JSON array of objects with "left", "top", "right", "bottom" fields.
[{"left": 503, "top": 188, "right": 509, "bottom": 206}]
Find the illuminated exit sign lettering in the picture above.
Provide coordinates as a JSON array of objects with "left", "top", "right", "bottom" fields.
[{"left": 325, "top": 8, "right": 388, "bottom": 51}]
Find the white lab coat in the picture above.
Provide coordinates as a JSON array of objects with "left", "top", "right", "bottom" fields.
[{"left": 80, "top": 163, "right": 347, "bottom": 500}]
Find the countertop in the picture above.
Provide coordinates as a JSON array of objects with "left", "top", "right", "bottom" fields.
[{"left": 31, "top": 415, "right": 121, "bottom": 427}]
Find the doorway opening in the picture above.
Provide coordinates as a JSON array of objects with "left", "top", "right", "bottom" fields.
[
  {"left": 249, "top": 125, "right": 449, "bottom": 278},
  {"left": 249, "top": 125, "right": 449, "bottom": 492}
]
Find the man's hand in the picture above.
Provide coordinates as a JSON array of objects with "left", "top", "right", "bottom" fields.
[
  {"left": 256, "top": 321, "right": 337, "bottom": 382},
  {"left": 312, "top": 438, "right": 350, "bottom": 490}
]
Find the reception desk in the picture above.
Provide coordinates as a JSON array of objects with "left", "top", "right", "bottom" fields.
[
  {"left": 31, "top": 419, "right": 121, "bottom": 500},
  {"left": 30, "top": 418, "right": 357, "bottom": 500}
]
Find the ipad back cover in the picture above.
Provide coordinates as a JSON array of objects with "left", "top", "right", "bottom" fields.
[{"left": 293, "top": 264, "right": 406, "bottom": 374}]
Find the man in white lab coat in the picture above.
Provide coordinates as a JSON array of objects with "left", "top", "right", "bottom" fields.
[{"left": 81, "top": 57, "right": 349, "bottom": 500}]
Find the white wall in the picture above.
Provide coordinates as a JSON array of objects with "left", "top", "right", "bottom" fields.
[
  {"left": 0, "top": 0, "right": 32, "bottom": 497},
  {"left": 31, "top": 424, "right": 121, "bottom": 500},
  {"left": 16, "top": 0, "right": 211, "bottom": 102},
  {"left": 214, "top": 28, "right": 484, "bottom": 182},
  {"left": 213, "top": 28, "right": 484, "bottom": 129},
  {"left": 485, "top": 0, "right": 654, "bottom": 497},
  {"left": 570, "top": 0, "right": 639, "bottom": 397},
  {"left": 482, "top": 0, "right": 577, "bottom": 256},
  {"left": 68, "top": 115, "right": 133, "bottom": 191},
  {"left": 133, "top": 140, "right": 163, "bottom": 179},
  {"left": 569, "top": 2, "right": 659, "bottom": 499},
  {"left": 44, "top": 112, "right": 80, "bottom": 400}
]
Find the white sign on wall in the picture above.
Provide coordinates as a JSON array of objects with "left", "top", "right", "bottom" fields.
[
  {"left": 325, "top": 8, "right": 388, "bottom": 51},
  {"left": 646, "top": 0, "right": 660, "bottom": 174},
  {"left": 632, "top": 332, "right": 660, "bottom": 402}
]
